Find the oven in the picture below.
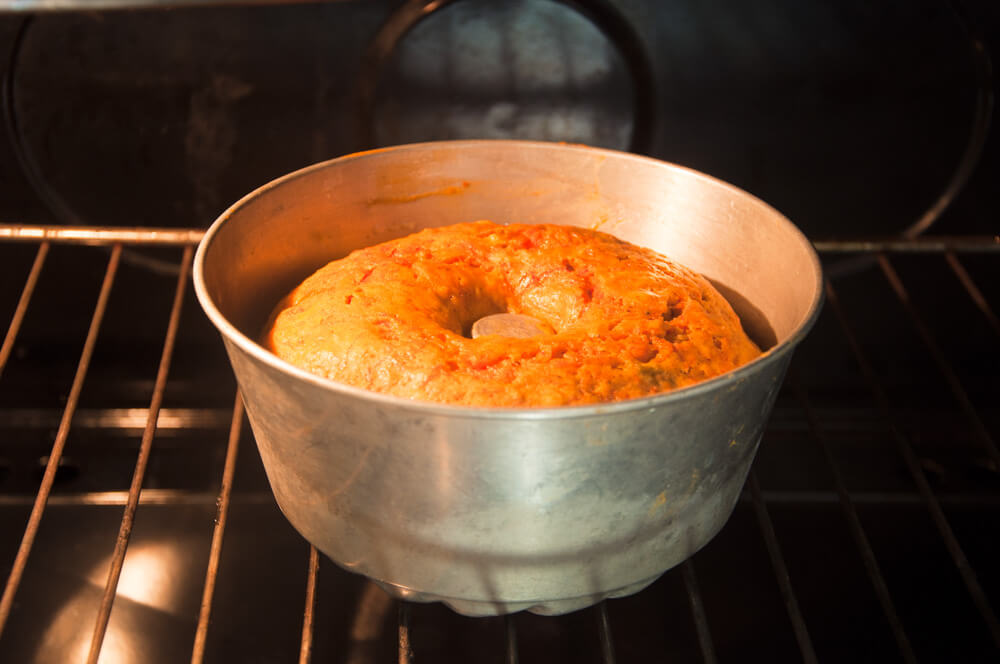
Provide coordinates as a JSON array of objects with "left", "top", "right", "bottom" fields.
[{"left": 0, "top": 0, "right": 997, "bottom": 662}]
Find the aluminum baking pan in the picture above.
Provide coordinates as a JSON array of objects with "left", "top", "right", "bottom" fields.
[{"left": 193, "top": 140, "right": 823, "bottom": 616}]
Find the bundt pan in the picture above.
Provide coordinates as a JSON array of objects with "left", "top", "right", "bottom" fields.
[{"left": 193, "top": 140, "right": 822, "bottom": 616}]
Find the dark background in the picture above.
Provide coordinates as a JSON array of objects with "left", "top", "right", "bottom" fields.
[{"left": 1, "top": 0, "right": 997, "bottom": 238}]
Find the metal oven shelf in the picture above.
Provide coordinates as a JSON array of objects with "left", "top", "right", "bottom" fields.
[{"left": 0, "top": 225, "right": 998, "bottom": 663}]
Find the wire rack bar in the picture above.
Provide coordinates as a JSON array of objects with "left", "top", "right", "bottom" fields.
[
  {"left": 0, "top": 223, "right": 205, "bottom": 246},
  {"left": 747, "top": 469, "right": 819, "bottom": 664},
  {"left": 945, "top": 252, "right": 1000, "bottom": 338},
  {"left": 813, "top": 236, "right": 1000, "bottom": 253},
  {"left": 0, "top": 243, "right": 121, "bottom": 637},
  {"left": 0, "top": 488, "right": 993, "bottom": 508},
  {"left": 299, "top": 545, "right": 320, "bottom": 664},
  {"left": 1, "top": 224, "right": 999, "bottom": 253},
  {"left": 0, "top": 0, "right": 341, "bottom": 11},
  {"left": 825, "top": 278, "right": 1000, "bottom": 651},
  {"left": 596, "top": 601, "right": 617, "bottom": 664},
  {"left": 0, "top": 490, "right": 273, "bottom": 507},
  {"left": 504, "top": 614, "right": 519, "bottom": 664},
  {"left": 191, "top": 392, "right": 245, "bottom": 664},
  {"left": 0, "top": 241, "right": 48, "bottom": 380},
  {"left": 398, "top": 602, "right": 414, "bottom": 664},
  {"left": 876, "top": 254, "right": 1000, "bottom": 472},
  {"left": 789, "top": 377, "right": 917, "bottom": 664},
  {"left": 86, "top": 245, "right": 193, "bottom": 663},
  {"left": 681, "top": 560, "right": 717, "bottom": 664}
]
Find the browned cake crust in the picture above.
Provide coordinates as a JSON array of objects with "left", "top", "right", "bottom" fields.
[{"left": 266, "top": 221, "right": 761, "bottom": 407}]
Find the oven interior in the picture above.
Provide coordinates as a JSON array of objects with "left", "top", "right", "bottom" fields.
[{"left": 0, "top": 0, "right": 998, "bottom": 662}]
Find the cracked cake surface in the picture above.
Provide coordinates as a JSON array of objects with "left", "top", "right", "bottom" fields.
[{"left": 266, "top": 221, "right": 761, "bottom": 407}]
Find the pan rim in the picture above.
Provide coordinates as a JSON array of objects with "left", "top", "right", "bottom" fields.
[{"left": 193, "top": 139, "right": 824, "bottom": 421}]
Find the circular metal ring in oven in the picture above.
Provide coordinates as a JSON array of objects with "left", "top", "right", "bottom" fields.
[{"left": 355, "top": 0, "right": 656, "bottom": 154}]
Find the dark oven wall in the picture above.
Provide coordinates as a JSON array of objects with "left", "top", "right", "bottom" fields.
[{"left": 0, "top": 0, "right": 997, "bottom": 239}]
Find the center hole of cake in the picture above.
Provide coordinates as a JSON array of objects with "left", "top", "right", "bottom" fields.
[{"left": 470, "top": 313, "right": 550, "bottom": 339}]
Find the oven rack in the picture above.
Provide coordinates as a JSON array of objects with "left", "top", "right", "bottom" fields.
[{"left": 0, "top": 224, "right": 997, "bottom": 663}]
